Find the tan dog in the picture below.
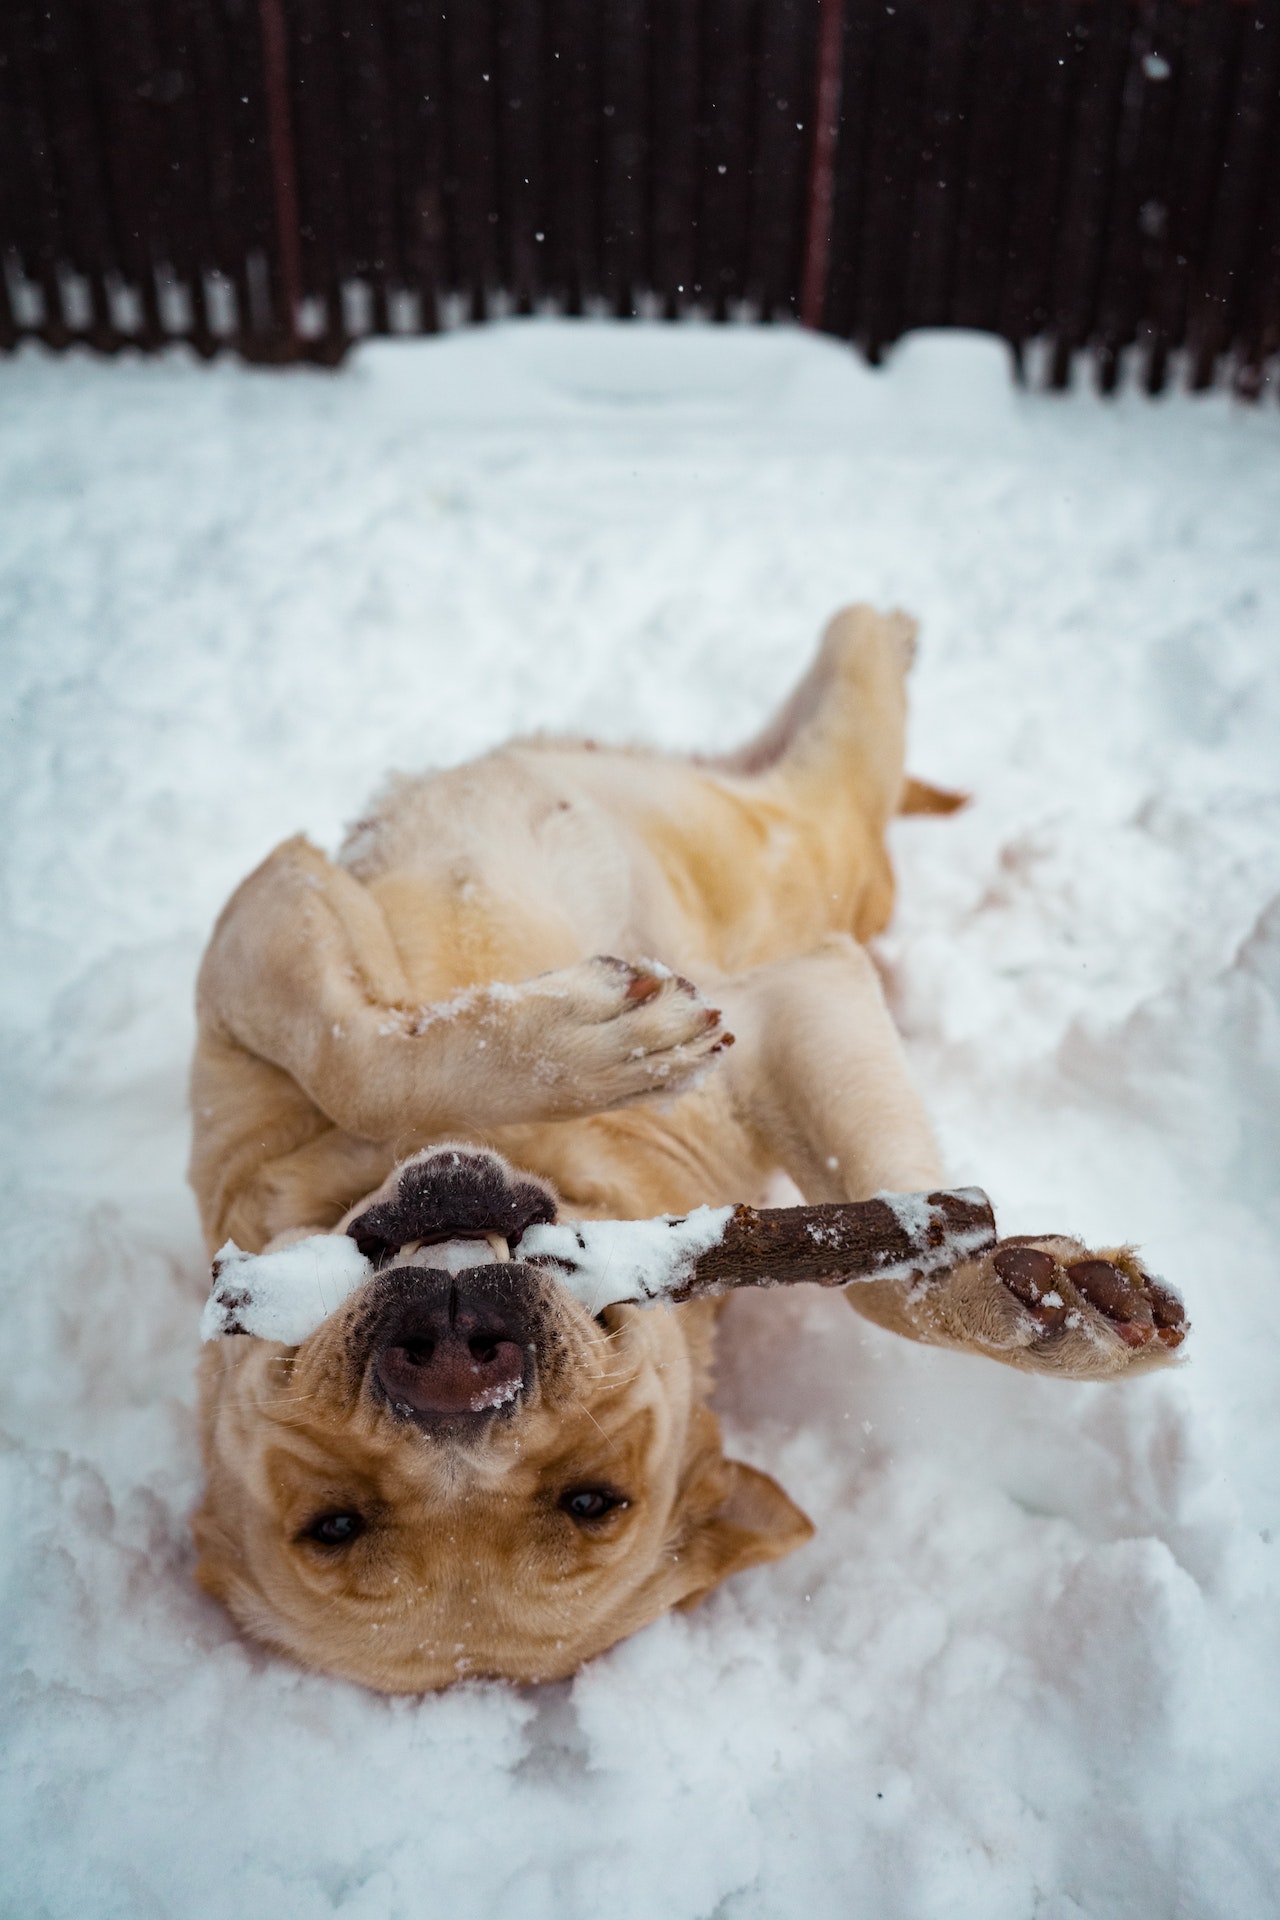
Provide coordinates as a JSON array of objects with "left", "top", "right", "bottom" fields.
[{"left": 189, "top": 606, "right": 1185, "bottom": 1690}]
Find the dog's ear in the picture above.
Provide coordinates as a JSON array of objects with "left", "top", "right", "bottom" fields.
[{"left": 671, "top": 1461, "right": 813, "bottom": 1612}]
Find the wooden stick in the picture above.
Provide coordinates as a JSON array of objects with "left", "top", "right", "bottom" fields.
[
  {"left": 202, "top": 1188, "right": 1000, "bottom": 1342},
  {"left": 665, "top": 1188, "right": 997, "bottom": 1302},
  {"left": 512, "top": 1187, "right": 998, "bottom": 1311}
]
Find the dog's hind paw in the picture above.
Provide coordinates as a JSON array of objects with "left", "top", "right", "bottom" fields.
[{"left": 959, "top": 1235, "right": 1189, "bottom": 1379}]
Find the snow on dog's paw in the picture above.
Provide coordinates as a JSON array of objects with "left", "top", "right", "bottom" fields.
[
  {"left": 523, "top": 954, "right": 730, "bottom": 1108},
  {"left": 977, "top": 1236, "right": 1188, "bottom": 1378},
  {"left": 584, "top": 953, "right": 732, "bottom": 1097}
]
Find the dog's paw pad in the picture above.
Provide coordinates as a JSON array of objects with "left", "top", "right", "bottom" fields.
[
  {"left": 619, "top": 966, "right": 717, "bottom": 1027},
  {"left": 1065, "top": 1259, "right": 1152, "bottom": 1348},
  {"left": 1065, "top": 1258, "right": 1188, "bottom": 1351},
  {"left": 990, "top": 1238, "right": 1188, "bottom": 1361},
  {"left": 1145, "top": 1277, "right": 1191, "bottom": 1349},
  {"left": 992, "top": 1245, "right": 1069, "bottom": 1331},
  {"left": 588, "top": 956, "right": 721, "bottom": 1046}
]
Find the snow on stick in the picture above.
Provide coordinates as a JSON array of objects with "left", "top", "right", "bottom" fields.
[{"left": 200, "top": 1234, "right": 373, "bottom": 1345}]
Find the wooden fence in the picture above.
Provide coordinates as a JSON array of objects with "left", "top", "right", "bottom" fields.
[{"left": 3, "top": 0, "right": 1279, "bottom": 393}]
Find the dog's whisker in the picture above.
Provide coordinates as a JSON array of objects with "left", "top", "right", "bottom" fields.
[{"left": 568, "top": 1398, "right": 623, "bottom": 1459}]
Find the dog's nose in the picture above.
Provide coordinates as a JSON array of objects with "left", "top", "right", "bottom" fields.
[{"left": 372, "top": 1282, "right": 529, "bottom": 1421}]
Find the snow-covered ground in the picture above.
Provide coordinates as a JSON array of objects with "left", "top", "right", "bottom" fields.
[{"left": 2, "top": 322, "right": 1278, "bottom": 1919}]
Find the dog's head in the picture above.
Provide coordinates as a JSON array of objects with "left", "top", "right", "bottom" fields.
[{"left": 193, "top": 1146, "right": 812, "bottom": 1690}]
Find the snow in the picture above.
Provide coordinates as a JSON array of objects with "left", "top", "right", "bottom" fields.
[
  {"left": 201, "top": 1234, "right": 371, "bottom": 1344},
  {"left": 2, "top": 321, "right": 1279, "bottom": 1917},
  {"left": 203, "top": 1205, "right": 748, "bottom": 1337},
  {"left": 516, "top": 1205, "right": 736, "bottom": 1312},
  {"left": 866, "top": 1186, "right": 998, "bottom": 1282},
  {"left": 876, "top": 1187, "right": 935, "bottom": 1241}
]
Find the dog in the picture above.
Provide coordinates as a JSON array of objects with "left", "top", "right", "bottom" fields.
[{"left": 189, "top": 606, "right": 1186, "bottom": 1690}]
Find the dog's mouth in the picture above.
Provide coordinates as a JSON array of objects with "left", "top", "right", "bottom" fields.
[
  {"left": 202, "top": 1144, "right": 597, "bottom": 1360},
  {"left": 345, "top": 1145, "right": 559, "bottom": 1268},
  {"left": 340, "top": 1147, "right": 570, "bottom": 1429},
  {"left": 380, "top": 1230, "right": 512, "bottom": 1273}
]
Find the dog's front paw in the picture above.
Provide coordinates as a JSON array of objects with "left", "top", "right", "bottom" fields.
[
  {"left": 521, "top": 954, "right": 731, "bottom": 1110},
  {"left": 970, "top": 1235, "right": 1188, "bottom": 1378}
]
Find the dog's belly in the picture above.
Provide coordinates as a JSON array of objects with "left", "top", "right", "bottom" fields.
[
  {"left": 339, "top": 750, "right": 647, "bottom": 999},
  {"left": 361, "top": 867, "right": 586, "bottom": 1002},
  {"left": 337, "top": 742, "right": 858, "bottom": 998}
]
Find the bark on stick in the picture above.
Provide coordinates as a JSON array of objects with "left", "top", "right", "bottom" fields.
[{"left": 664, "top": 1188, "right": 997, "bottom": 1302}]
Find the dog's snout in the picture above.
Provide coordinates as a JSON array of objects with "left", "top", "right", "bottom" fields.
[
  {"left": 375, "top": 1317, "right": 526, "bottom": 1418},
  {"left": 370, "top": 1272, "right": 535, "bottom": 1425}
]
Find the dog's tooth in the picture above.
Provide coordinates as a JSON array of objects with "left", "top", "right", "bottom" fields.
[{"left": 484, "top": 1232, "right": 511, "bottom": 1264}]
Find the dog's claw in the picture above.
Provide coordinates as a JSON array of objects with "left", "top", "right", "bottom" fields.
[
  {"left": 624, "top": 973, "right": 663, "bottom": 1005},
  {"left": 1113, "top": 1320, "right": 1156, "bottom": 1349}
]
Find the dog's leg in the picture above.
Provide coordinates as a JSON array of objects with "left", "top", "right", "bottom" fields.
[
  {"left": 716, "top": 933, "right": 943, "bottom": 1203},
  {"left": 196, "top": 836, "right": 728, "bottom": 1147},
  {"left": 719, "top": 604, "right": 920, "bottom": 942},
  {"left": 721, "top": 602, "right": 916, "bottom": 806},
  {"left": 716, "top": 937, "right": 1185, "bottom": 1381}
]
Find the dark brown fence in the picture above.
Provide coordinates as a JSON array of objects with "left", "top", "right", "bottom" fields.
[{"left": 3, "top": 0, "right": 1279, "bottom": 393}]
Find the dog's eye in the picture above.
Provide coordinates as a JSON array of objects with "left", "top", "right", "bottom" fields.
[
  {"left": 301, "top": 1510, "right": 366, "bottom": 1548},
  {"left": 560, "top": 1487, "right": 627, "bottom": 1523}
]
